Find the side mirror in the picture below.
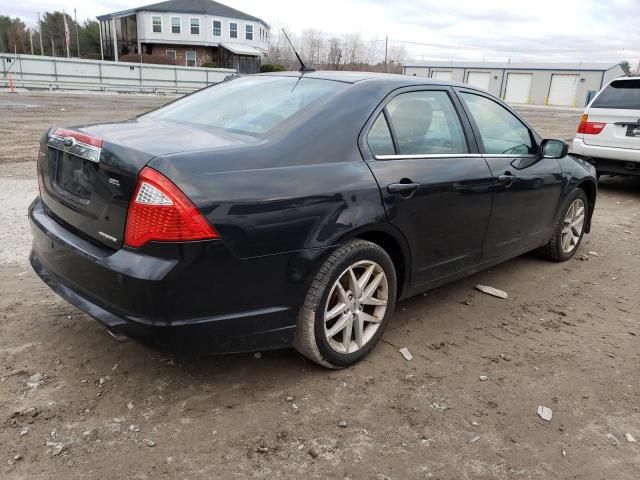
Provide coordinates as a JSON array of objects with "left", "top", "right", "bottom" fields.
[{"left": 541, "top": 139, "right": 568, "bottom": 159}]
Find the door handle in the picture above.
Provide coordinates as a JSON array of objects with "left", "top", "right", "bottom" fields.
[
  {"left": 497, "top": 173, "right": 516, "bottom": 187},
  {"left": 387, "top": 182, "right": 421, "bottom": 194}
]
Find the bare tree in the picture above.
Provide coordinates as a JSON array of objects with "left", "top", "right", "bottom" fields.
[
  {"left": 300, "top": 29, "right": 324, "bottom": 65},
  {"left": 265, "top": 29, "right": 409, "bottom": 74},
  {"left": 265, "top": 24, "right": 298, "bottom": 69},
  {"left": 326, "top": 37, "right": 343, "bottom": 70},
  {"left": 343, "top": 33, "right": 363, "bottom": 66}
]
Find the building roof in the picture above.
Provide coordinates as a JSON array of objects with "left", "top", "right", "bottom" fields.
[
  {"left": 97, "top": 0, "right": 267, "bottom": 25},
  {"left": 403, "top": 61, "right": 623, "bottom": 72}
]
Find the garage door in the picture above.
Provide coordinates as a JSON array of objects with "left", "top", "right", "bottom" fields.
[
  {"left": 547, "top": 74, "right": 579, "bottom": 106},
  {"left": 466, "top": 72, "right": 491, "bottom": 91},
  {"left": 431, "top": 70, "right": 452, "bottom": 80},
  {"left": 504, "top": 73, "right": 532, "bottom": 104}
]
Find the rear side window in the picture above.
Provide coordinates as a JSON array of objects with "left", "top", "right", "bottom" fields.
[
  {"left": 384, "top": 91, "right": 468, "bottom": 155},
  {"left": 591, "top": 79, "right": 640, "bottom": 109},
  {"left": 461, "top": 93, "right": 534, "bottom": 155},
  {"left": 144, "top": 76, "right": 348, "bottom": 135},
  {"left": 368, "top": 114, "right": 395, "bottom": 156}
]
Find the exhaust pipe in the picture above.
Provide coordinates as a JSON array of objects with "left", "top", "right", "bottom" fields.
[
  {"left": 626, "top": 162, "right": 637, "bottom": 170},
  {"left": 106, "top": 328, "right": 129, "bottom": 342}
]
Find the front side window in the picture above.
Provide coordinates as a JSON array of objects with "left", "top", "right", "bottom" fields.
[
  {"left": 384, "top": 91, "right": 468, "bottom": 155},
  {"left": 171, "top": 17, "right": 181, "bottom": 34},
  {"left": 230, "top": 22, "right": 238, "bottom": 39},
  {"left": 245, "top": 24, "right": 253, "bottom": 40},
  {"left": 186, "top": 50, "right": 196, "bottom": 67},
  {"left": 152, "top": 16, "right": 162, "bottom": 33},
  {"left": 212, "top": 20, "right": 221, "bottom": 37},
  {"left": 190, "top": 18, "right": 200, "bottom": 35},
  {"left": 461, "top": 93, "right": 534, "bottom": 155},
  {"left": 143, "top": 76, "right": 348, "bottom": 135}
]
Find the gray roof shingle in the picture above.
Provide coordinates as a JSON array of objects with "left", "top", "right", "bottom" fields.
[{"left": 98, "top": 0, "right": 267, "bottom": 24}]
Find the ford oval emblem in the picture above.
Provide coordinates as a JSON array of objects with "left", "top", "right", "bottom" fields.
[{"left": 63, "top": 136, "right": 76, "bottom": 147}]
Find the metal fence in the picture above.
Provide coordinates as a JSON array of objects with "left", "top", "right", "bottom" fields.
[{"left": 0, "top": 54, "right": 237, "bottom": 94}]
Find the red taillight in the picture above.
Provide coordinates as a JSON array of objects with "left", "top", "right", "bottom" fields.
[
  {"left": 124, "top": 167, "right": 219, "bottom": 248},
  {"left": 53, "top": 128, "right": 103, "bottom": 148},
  {"left": 577, "top": 115, "right": 606, "bottom": 135}
]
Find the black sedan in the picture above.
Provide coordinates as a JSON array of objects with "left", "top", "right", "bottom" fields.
[{"left": 29, "top": 71, "right": 597, "bottom": 368}]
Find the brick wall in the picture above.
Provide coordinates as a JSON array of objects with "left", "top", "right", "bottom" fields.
[{"left": 145, "top": 43, "right": 215, "bottom": 67}]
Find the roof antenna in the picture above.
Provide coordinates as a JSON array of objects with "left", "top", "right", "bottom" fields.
[{"left": 281, "top": 28, "right": 315, "bottom": 73}]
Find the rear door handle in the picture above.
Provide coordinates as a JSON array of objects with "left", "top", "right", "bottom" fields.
[{"left": 387, "top": 182, "right": 421, "bottom": 194}]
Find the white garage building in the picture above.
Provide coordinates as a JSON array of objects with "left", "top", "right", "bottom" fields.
[{"left": 403, "top": 61, "right": 626, "bottom": 107}]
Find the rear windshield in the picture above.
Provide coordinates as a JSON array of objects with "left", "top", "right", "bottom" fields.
[
  {"left": 143, "top": 76, "right": 348, "bottom": 135},
  {"left": 591, "top": 79, "right": 640, "bottom": 109}
]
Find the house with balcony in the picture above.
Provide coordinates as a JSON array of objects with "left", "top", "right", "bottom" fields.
[{"left": 97, "top": 0, "right": 270, "bottom": 73}]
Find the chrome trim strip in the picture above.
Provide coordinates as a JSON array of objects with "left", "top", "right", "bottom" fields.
[
  {"left": 482, "top": 154, "right": 538, "bottom": 158},
  {"left": 375, "top": 153, "right": 484, "bottom": 160},
  {"left": 47, "top": 134, "right": 102, "bottom": 163}
]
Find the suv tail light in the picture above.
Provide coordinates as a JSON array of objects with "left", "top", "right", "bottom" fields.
[
  {"left": 577, "top": 115, "right": 606, "bottom": 135},
  {"left": 124, "top": 167, "right": 219, "bottom": 248}
]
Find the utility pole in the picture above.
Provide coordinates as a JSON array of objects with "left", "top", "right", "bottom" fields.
[
  {"left": 384, "top": 35, "right": 388, "bottom": 73},
  {"left": 29, "top": 29, "right": 33, "bottom": 55},
  {"left": 63, "top": 12, "right": 70, "bottom": 58},
  {"left": 99, "top": 21, "right": 104, "bottom": 60},
  {"left": 113, "top": 18, "right": 119, "bottom": 62},
  {"left": 74, "top": 8, "right": 80, "bottom": 56},
  {"left": 38, "top": 13, "right": 44, "bottom": 55}
]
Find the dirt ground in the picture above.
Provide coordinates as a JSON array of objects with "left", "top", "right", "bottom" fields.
[{"left": 1, "top": 91, "right": 639, "bottom": 480}]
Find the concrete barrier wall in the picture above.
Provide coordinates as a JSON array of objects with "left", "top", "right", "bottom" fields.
[{"left": 0, "top": 54, "right": 237, "bottom": 93}]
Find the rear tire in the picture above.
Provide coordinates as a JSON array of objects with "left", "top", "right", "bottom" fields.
[
  {"left": 539, "top": 189, "right": 589, "bottom": 262},
  {"left": 293, "top": 239, "right": 397, "bottom": 368}
]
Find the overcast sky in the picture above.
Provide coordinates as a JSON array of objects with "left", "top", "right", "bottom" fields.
[{"left": 4, "top": 0, "right": 640, "bottom": 65}]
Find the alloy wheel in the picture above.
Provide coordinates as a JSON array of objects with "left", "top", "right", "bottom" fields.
[
  {"left": 324, "top": 260, "right": 389, "bottom": 354},
  {"left": 561, "top": 198, "right": 586, "bottom": 253}
]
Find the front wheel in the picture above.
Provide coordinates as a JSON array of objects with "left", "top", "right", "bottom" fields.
[
  {"left": 539, "top": 189, "right": 589, "bottom": 261},
  {"left": 294, "top": 239, "right": 397, "bottom": 368}
]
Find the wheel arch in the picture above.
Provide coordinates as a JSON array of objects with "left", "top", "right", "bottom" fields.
[
  {"left": 576, "top": 179, "right": 597, "bottom": 233},
  {"left": 348, "top": 225, "right": 412, "bottom": 300}
]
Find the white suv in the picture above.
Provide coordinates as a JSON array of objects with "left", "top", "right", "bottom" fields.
[{"left": 572, "top": 77, "right": 640, "bottom": 176}]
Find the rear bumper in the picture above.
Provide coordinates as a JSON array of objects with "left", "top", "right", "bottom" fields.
[
  {"left": 572, "top": 138, "right": 640, "bottom": 174},
  {"left": 28, "top": 198, "right": 304, "bottom": 353}
]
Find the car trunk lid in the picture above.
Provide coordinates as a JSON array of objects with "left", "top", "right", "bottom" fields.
[{"left": 37, "top": 119, "right": 253, "bottom": 249}]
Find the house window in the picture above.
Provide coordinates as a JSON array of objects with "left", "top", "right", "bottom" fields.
[
  {"left": 212, "top": 20, "right": 221, "bottom": 36},
  {"left": 190, "top": 18, "right": 200, "bottom": 35},
  {"left": 230, "top": 22, "right": 238, "bottom": 39},
  {"left": 152, "top": 16, "right": 162, "bottom": 33},
  {"left": 245, "top": 24, "right": 253, "bottom": 41},
  {"left": 186, "top": 50, "right": 196, "bottom": 67},
  {"left": 171, "top": 17, "right": 181, "bottom": 34},
  {"left": 166, "top": 49, "right": 176, "bottom": 63}
]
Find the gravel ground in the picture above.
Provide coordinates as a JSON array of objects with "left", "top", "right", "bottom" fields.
[
  {"left": 0, "top": 91, "right": 172, "bottom": 164},
  {"left": 1, "top": 91, "right": 639, "bottom": 479}
]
